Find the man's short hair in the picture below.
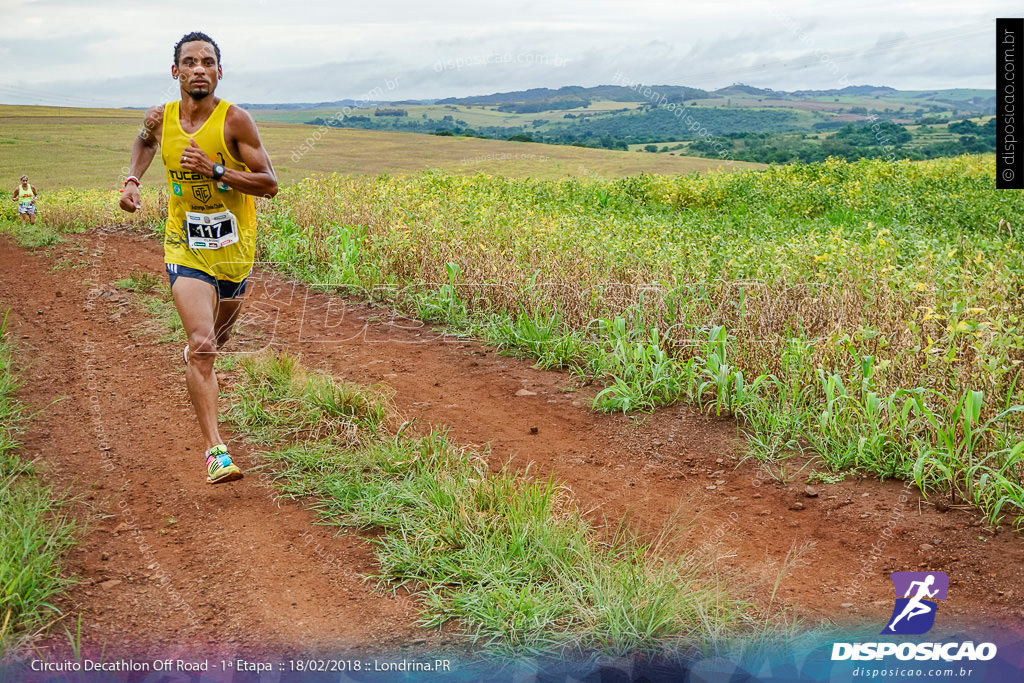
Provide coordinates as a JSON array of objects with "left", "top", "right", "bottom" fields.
[{"left": 174, "top": 31, "right": 221, "bottom": 65}]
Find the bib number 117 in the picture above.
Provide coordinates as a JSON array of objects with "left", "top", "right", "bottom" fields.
[{"left": 186, "top": 210, "right": 239, "bottom": 250}]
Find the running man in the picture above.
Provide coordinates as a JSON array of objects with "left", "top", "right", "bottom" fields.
[
  {"left": 12, "top": 175, "right": 39, "bottom": 224},
  {"left": 887, "top": 574, "right": 939, "bottom": 632},
  {"left": 119, "top": 31, "right": 278, "bottom": 484}
]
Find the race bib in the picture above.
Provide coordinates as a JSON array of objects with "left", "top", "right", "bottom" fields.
[{"left": 185, "top": 210, "right": 239, "bottom": 250}]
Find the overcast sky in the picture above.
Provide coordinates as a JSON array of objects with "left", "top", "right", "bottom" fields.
[{"left": 0, "top": 0, "right": 1012, "bottom": 108}]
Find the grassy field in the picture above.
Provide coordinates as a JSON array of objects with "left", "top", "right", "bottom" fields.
[
  {"left": 0, "top": 312, "right": 79, "bottom": 658},
  {"left": 251, "top": 100, "right": 646, "bottom": 127},
  {"left": 0, "top": 104, "right": 758, "bottom": 191},
  {"left": 690, "top": 88, "right": 992, "bottom": 118},
  {"left": 2, "top": 102, "right": 1021, "bottom": 529},
  {"left": 29, "top": 154, "right": 1020, "bottom": 527},
  {"left": 251, "top": 156, "right": 1023, "bottom": 529}
]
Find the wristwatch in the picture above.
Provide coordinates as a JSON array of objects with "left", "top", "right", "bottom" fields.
[{"left": 211, "top": 163, "right": 226, "bottom": 181}]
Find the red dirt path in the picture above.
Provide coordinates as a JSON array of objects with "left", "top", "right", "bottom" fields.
[{"left": 2, "top": 227, "right": 1022, "bottom": 660}]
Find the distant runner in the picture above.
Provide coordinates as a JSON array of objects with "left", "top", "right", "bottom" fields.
[
  {"left": 118, "top": 31, "right": 278, "bottom": 484},
  {"left": 12, "top": 175, "right": 38, "bottom": 224}
]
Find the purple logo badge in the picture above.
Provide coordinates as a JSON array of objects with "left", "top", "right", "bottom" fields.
[{"left": 881, "top": 571, "right": 949, "bottom": 635}]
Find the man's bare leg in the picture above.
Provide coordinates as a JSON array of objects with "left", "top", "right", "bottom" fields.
[
  {"left": 172, "top": 277, "right": 225, "bottom": 452},
  {"left": 214, "top": 297, "right": 244, "bottom": 349}
]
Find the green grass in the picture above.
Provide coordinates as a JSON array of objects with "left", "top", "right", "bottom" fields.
[
  {"left": 227, "top": 350, "right": 768, "bottom": 656},
  {"left": 214, "top": 354, "right": 241, "bottom": 372},
  {"left": 0, "top": 218, "right": 63, "bottom": 249},
  {"left": 114, "top": 275, "right": 183, "bottom": 343},
  {"left": 47, "top": 257, "right": 91, "bottom": 273},
  {"left": 227, "top": 351, "right": 389, "bottom": 447},
  {"left": 139, "top": 297, "right": 183, "bottom": 344},
  {"left": 252, "top": 157, "right": 1024, "bottom": 529},
  {"left": 21, "top": 155, "right": 1019, "bottom": 528},
  {"left": 114, "top": 270, "right": 161, "bottom": 293},
  {"left": 7, "top": 136, "right": 1020, "bottom": 530},
  {"left": 0, "top": 313, "right": 79, "bottom": 658}
]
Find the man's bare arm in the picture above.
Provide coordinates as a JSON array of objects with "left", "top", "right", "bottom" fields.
[{"left": 119, "top": 106, "right": 163, "bottom": 213}]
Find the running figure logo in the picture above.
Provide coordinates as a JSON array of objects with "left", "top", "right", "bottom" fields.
[{"left": 881, "top": 571, "right": 949, "bottom": 635}]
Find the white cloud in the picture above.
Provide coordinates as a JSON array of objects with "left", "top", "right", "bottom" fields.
[{"left": 0, "top": 0, "right": 1013, "bottom": 106}]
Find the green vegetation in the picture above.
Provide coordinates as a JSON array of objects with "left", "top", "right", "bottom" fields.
[
  {"left": 115, "top": 272, "right": 183, "bottom": 343},
  {"left": 256, "top": 155, "right": 1024, "bottom": 528},
  {"left": 690, "top": 119, "right": 997, "bottom": 164},
  {"left": 0, "top": 104, "right": 750, "bottom": 191},
  {"left": 0, "top": 314, "right": 79, "bottom": 657},
  {"left": 282, "top": 85, "right": 993, "bottom": 160},
  {"left": 0, "top": 184, "right": 161, "bottom": 232},
  {"left": 5, "top": 122, "right": 1019, "bottom": 530},
  {"left": 227, "top": 350, "right": 765, "bottom": 655},
  {"left": 0, "top": 218, "right": 63, "bottom": 249},
  {"left": 114, "top": 270, "right": 161, "bottom": 294},
  {"left": 311, "top": 105, "right": 808, "bottom": 151}
]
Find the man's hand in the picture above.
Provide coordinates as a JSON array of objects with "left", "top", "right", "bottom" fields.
[
  {"left": 118, "top": 105, "right": 160, "bottom": 213},
  {"left": 119, "top": 184, "right": 141, "bottom": 213},
  {"left": 180, "top": 137, "right": 214, "bottom": 177}
]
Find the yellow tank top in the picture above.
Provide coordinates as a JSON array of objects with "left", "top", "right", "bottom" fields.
[
  {"left": 16, "top": 185, "right": 35, "bottom": 203},
  {"left": 161, "top": 99, "right": 256, "bottom": 283}
]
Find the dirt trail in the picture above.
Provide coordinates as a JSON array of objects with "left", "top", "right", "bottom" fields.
[{"left": 2, "top": 227, "right": 1022, "bottom": 659}]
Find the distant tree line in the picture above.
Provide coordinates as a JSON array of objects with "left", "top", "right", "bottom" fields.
[
  {"left": 687, "top": 119, "right": 996, "bottom": 163},
  {"left": 497, "top": 98, "right": 590, "bottom": 113},
  {"left": 307, "top": 110, "right": 997, "bottom": 160}
]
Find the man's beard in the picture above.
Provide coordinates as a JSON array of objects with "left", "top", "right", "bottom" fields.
[{"left": 188, "top": 88, "right": 211, "bottom": 100}]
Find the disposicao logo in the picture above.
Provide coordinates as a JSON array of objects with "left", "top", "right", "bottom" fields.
[
  {"left": 882, "top": 571, "right": 948, "bottom": 635},
  {"left": 831, "top": 571, "right": 997, "bottom": 662}
]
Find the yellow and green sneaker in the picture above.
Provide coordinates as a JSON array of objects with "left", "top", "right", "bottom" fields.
[{"left": 206, "top": 444, "right": 242, "bottom": 484}]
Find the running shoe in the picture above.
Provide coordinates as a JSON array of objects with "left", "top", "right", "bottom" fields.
[
  {"left": 183, "top": 344, "right": 190, "bottom": 365},
  {"left": 206, "top": 444, "right": 242, "bottom": 484}
]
